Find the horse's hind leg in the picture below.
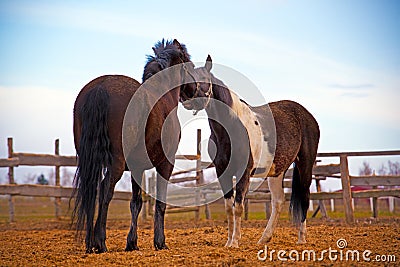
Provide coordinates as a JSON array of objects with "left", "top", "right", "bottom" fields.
[
  {"left": 295, "top": 116, "right": 319, "bottom": 244},
  {"left": 258, "top": 172, "right": 284, "bottom": 244},
  {"left": 153, "top": 160, "right": 174, "bottom": 250},
  {"left": 224, "top": 196, "right": 234, "bottom": 247},
  {"left": 294, "top": 157, "right": 314, "bottom": 244},
  {"left": 298, "top": 219, "right": 307, "bottom": 244},
  {"left": 93, "top": 162, "right": 124, "bottom": 253},
  {"left": 125, "top": 169, "right": 144, "bottom": 251}
]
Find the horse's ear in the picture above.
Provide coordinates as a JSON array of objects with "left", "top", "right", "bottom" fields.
[
  {"left": 205, "top": 54, "right": 212, "bottom": 72},
  {"left": 173, "top": 39, "right": 182, "bottom": 50}
]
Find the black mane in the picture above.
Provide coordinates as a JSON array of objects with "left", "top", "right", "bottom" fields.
[{"left": 142, "top": 39, "right": 191, "bottom": 82}]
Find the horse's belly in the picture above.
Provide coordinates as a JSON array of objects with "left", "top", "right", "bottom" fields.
[{"left": 250, "top": 139, "right": 275, "bottom": 178}]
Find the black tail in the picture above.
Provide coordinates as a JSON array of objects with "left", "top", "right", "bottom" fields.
[
  {"left": 72, "top": 85, "right": 112, "bottom": 240},
  {"left": 289, "top": 163, "right": 310, "bottom": 226}
]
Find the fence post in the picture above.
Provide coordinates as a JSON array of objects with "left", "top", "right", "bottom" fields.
[
  {"left": 388, "top": 196, "right": 395, "bottom": 213},
  {"left": 54, "top": 139, "right": 61, "bottom": 219},
  {"left": 7, "top": 137, "right": 15, "bottom": 223},
  {"left": 330, "top": 197, "right": 335, "bottom": 212},
  {"left": 371, "top": 185, "right": 378, "bottom": 218},
  {"left": 309, "top": 199, "right": 314, "bottom": 212},
  {"left": 316, "top": 178, "right": 328, "bottom": 218},
  {"left": 340, "top": 155, "right": 354, "bottom": 224},
  {"left": 195, "top": 129, "right": 202, "bottom": 221},
  {"left": 205, "top": 201, "right": 211, "bottom": 220}
]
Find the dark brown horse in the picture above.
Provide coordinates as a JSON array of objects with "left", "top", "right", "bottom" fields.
[
  {"left": 72, "top": 39, "right": 195, "bottom": 253},
  {"left": 180, "top": 55, "right": 320, "bottom": 247}
]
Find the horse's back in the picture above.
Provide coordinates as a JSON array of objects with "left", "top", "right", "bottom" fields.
[
  {"left": 74, "top": 75, "right": 140, "bottom": 109},
  {"left": 270, "top": 100, "right": 320, "bottom": 145},
  {"left": 73, "top": 75, "right": 141, "bottom": 153},
  {"left": 270, "top": 100, "right": 318, "bottom": 126},
  {"left": 251, "top": 100, "right": 319, "bottom": 175}
]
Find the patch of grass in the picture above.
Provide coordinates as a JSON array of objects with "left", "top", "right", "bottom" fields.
[{"left": 1, "top": 196, "right": 399, "bottom": 224}]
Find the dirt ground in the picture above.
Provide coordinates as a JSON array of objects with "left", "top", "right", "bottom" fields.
[{"left": 0, "top": 217, "right": 399, "bottom": 266}]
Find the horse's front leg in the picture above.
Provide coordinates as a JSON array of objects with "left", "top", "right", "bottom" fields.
[
  {"left": 93, "top": 164, "right": 123, "bottom": 253},
  {"left": 258, "top": 173, "right": 284, "bottom": 244},
  {"left": 153, "top": 160, "right": 173, "bottom": 250},
  {"left": 216, "top": 167, "right": 234, "bottom": 247},
  {"left": 229, "top": 171, "right": 250, "bottom": 248},
  {"left": 125, "top": 169, "right": 144, "bottom": 251}
]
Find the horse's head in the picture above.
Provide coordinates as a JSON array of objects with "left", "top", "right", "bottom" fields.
[
  {"left": 142, "top": 39, "right": 191, "bottom": 82},
  {"left": 180, "top": 55, "right": 213, "bottom": 113},
  {"left": 142, "top": 39, "right": 202, "bottom": 103}
]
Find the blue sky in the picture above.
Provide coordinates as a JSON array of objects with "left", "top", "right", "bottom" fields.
[{"left": 0, "top": 0, "right": 399, "bottom": 188}]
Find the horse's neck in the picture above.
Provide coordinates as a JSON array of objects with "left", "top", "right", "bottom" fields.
[
  {"left": 144, "top": 71, "right": 181, "bottom": 109},
  {"left": 166, "top": 86, "right": 180, "bottom": 105},
  {"left": 158, "top": 86, "right": 180, "bottom": 109},
  {"left": 207, "top": 79, "right": 248, "bottom": 121},
  {"left": 206, "top": 79, "right": 249, "bottom": 140}
]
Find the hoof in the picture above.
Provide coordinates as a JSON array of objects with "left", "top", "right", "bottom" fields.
[
  {"left": 95, "top": 244, "right": 108, "bottom": 254},
  {"left": 257, "top": 237, "right": 271, "bottom": 245},
  {"left": 224, "top": 239, "right": 232, "bottom": 247},
  {"left": 225, "top": 239, "right": 239, "bottom": 248},
  {"left": 125, "top": 244, "right": 139, "bottom": 252},
  {"left": 86, "top": 246, "right": 107, "bottom": 254},
  {"left": 229, "top": 240, "right": 239, "bottom": 248},
  {"left": 297, "top": 239, "right": 307, "bottom": 244},
  {"left": 154, "top": 243, "right": 169, "bottom": 250},
  {"left": 95, "top": 248, "right": 108, "bottom": 254}
]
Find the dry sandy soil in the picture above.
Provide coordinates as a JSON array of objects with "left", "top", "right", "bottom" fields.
[{"left": 0, "top": 217, "right": 399, "bottom": 266}]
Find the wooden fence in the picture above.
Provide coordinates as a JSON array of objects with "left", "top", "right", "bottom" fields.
[
  {"left": 246, "top": 151, "right": 400, "bottom": 223},
  {"left": 0, "top": 131, "right": 207, "bottom": 223},
  {"left": 1, "top": 135, "right": 399, "bottom": 224}
]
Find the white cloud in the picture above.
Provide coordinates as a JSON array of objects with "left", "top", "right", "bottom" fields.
[{"left": 0, "top": 86, "right": 77, "bottom": 157}]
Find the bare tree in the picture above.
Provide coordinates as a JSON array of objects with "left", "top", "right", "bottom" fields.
[
  {"left": 0, "top": 174, "right": 6, "bottom": 184},
  {"left": 359, "top": 161, "right": 373, "bottom": 176},
  {"left": 372, "top": 161, "right": 400, "bottom": 176},
  {"left": 23, "top": 173, "right": 37, "bottom": 184},
  {"left": 61, "top": 168, "right": 75, "bottom": 187},
  {"left": 47, "top": 169, "right": 55, "bottom": 185},
  {"left": 377, "top": 164, "right": 387, "bottom": 175},
  {"left": 388, "top": 161, "right": 400, "bottom": 175}
]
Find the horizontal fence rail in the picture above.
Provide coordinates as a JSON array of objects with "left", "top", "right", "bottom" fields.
[
  {"left": 246, "top": 150, "right": 400, "bottom": 223},
  {"left": 0, "top": 132, "right": 208, "bottom": 222}
]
